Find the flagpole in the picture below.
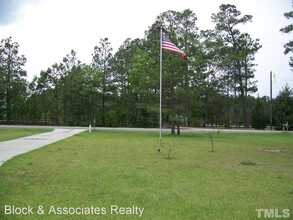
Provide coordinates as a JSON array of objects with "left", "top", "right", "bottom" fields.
[{"left": 159, "top": 26, "right": 163, "bottom": 153}]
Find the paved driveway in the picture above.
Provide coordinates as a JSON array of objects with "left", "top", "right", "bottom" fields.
[{"left": 0, "top": 128, "right": 86, "bottom": 166}]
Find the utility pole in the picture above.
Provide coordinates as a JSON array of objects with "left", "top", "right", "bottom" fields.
[{"left": 270, "top": 71, "right": 273, "bottom": 130}]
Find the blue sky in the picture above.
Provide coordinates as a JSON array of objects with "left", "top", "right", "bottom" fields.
[{"left": 0, "top": 0, "right": 292, "bottom": 97}]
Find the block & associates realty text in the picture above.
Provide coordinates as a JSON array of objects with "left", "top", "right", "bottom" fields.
[{"left": 4, "top": 204, "right": 144, "bottom": 217}]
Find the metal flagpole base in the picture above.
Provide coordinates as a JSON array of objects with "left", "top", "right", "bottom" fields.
[{"left": 158, "top": 138, "right": 163, "bottom": 155}]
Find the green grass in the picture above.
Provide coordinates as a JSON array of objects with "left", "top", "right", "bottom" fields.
[
  {"left": 0, "top": 131, "right": 292, "bottom": 219},
  {"left": 0, "top": 127, "right": 53, "bottom": 142}
]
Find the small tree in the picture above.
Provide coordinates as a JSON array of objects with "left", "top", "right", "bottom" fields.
[{"left": 207, "top": 132, "right": 215, "bottom": 152}]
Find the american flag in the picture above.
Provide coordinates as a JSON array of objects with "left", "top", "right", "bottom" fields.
[{"left": 161, "top": 32, "right": 186, "bottom": 58}]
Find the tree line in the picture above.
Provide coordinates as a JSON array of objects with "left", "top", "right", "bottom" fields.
[{"left": 1, "top": 4, "right": 293, "bottom": 132}]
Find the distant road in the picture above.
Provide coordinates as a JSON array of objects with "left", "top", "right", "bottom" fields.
[{"left": 0, "top": 125, "right": 287, "bottom": 133}]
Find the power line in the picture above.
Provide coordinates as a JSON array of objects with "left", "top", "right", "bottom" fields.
[{"left": 274, "top": 74, "right": 293, "bottom": 82}]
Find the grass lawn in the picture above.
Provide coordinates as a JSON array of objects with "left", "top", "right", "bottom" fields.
[
  {"left": 0, "top": 131, "right": 292, "bottom": 219},
  {"left": 0, "top": 127, "right": 53, "bottom": 142}
]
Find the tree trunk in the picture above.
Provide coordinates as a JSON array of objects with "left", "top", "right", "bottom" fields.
[
  {"left": 102, "top": 92, "right": 105, "bottom": 126},
  {"left": 242, "top": 97, "right": 249, "bottom": 128},
  {"left": 177, "top": 123, "right": 180, "bottom": 135},
  {"left": 6, "top": 58, "right": 12, "bottom": 123},
  {"left": 171, "top": 122, "right": 176, "bottom": 135}
]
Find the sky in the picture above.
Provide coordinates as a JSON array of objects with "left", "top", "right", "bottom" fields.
[{"left": 0, "top": 0, "right": 292, "bottom": 97}]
